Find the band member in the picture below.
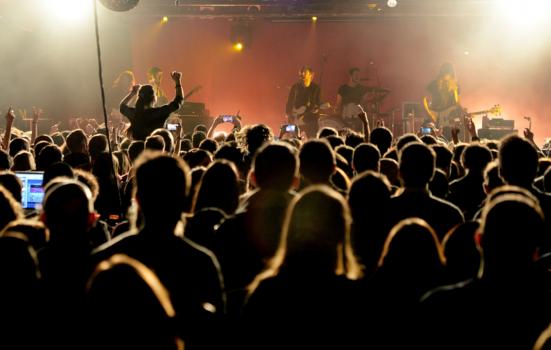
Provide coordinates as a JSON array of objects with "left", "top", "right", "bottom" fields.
[
  {"left": 285, "top": 67, "right": 321, "bottom": 139},
  {"left": 335, "top": 67, "right": 369, "bottom": 131},
  {"left": 424, "top": 62, "right": 462, "bottom": 139},
  {"left": 147, "top": 66, "right": 169, "bottom": 106}
]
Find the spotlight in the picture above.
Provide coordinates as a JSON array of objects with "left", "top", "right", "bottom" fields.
[
  {"left": 162, "top": 16, "right": 169, "bottom": 23},
  {"left": 230, "top": 22, "right": 252, "bottom": 50},
  {"left": 45, "top": 0, "right": 92, "bottom": 23},
  {"left": 387, "top": 0, "right": 398, "bottom": 8},
  {"left": 311, "top": 16, "right": 318, "bottom": 22}
]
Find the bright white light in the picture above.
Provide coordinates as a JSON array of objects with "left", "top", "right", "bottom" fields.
[
  {"left": 44, "top": 0, "right": 92, "bottom": 23},
  {"left": 387, "top": 0, "right": 397, "bottom": 8},
  {"left": 497, "top": 0, "right": 551, "bottom": 30}
]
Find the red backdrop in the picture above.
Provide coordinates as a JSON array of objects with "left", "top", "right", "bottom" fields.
[{"left": 129, "top": 17, "right": 551, "bottom": 143}]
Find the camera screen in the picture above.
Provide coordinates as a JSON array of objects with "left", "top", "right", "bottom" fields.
[
  {"left": 167, "top": 123, "right": 178, "bottom": 131},
  {"left": 421, "top": 127, "right": 432, "bottom": 134},
  {"left": 286, "top": 125, "right": 296, "bottom": 132},
  {"left": 223, "top": 116, "right": 233, "bottom": 123}
]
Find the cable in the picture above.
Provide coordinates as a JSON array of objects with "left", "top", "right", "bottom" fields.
[{"left": 93, "top": 0, "right": 123, "bottom": 218}]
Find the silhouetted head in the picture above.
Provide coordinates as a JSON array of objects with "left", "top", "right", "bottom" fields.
[
  {"left": 499, "top": 135, "right": 538, "bottom": 188},
  {"left": 378, "top": 218, "right": 445, "bottom": 286},
  {"left": 0, "top": 150, "right": 11, "bottom": 170},
  {"left": 0, "top": 171, "right": 22, "bottom": 202},
  {"left": 133, "top": 153, "right": 190, "bottom": 231},
  {"left": 42, "top": 162, "right": 75, "bottom": 188},
  {"left": 462, "top": 143, "right": 492, "bottom": 174},
  {"left": 370, "top": 127, "right": 393, "bottom": 155},
  {"left": 353, "top": 143, "right": 381, "bottom": 174},
  {"left": 145, "top": 135, "right": 165, "bottom": 152},
  {"left": 317, "top": 127, "right": 338, "bottom": 139},
  {"left": 479, "top": 193, "right": 543, "bottom": 274},
  {"left": 66, "top": 129, "right": 88, "bottom": 154},
  {"left": 137, "top": 85, "right": 156, "bottom": 109},
  {"left": 299, "top": 139, "right": 335, "bottom": 185},
  {"left": 9, "top": 138, "right": 30, "bottom": 158},
  {"left": 399, "top": 142, "right": 435, "bottom": 188},
  {"left": 276, "top": 185, "right": 361, "bottom": 279},
  {"left": 41, "top": 179, "right": 95, "bottom": 243},
  {"left": 246, "top": 124, "right": 273, "bottom": 155},
  {"left": 193, "top": 160, "right": 239, "bottom": 215},
  {"left": 128, "top": 141, "right": 145, "bottom": 165},
  {"left": 86, "top": 254, "right": 183, "bottom": 350},
  {"left": 152, "top": 128, "right": 174, "bottom": 154},
  {"left": 252, "top": 142, "right": 298, "bottom": 191},
  {"left": 0, "top": 186, "right": 23, "bottom": 232},
  {"left": 12, "top": 151, "right": 35, "bottom": 171}
]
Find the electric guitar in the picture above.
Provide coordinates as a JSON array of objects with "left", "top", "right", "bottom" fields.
[
  {"left": 289, "top": 102, "right": 331, "bottom": 126},
  {"left": 184, "top": 85, "right": 202, "bottom": 100},
  {"left": 423, "top": 98, "right": 502, "bottom": 128}
]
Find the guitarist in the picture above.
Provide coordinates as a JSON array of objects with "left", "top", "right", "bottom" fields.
[
  {"left": 424, "top": 62, "right": 463, "bottom": 140},
  {"left": 285, "top": 66, "right": 321, "bottom": 139}
]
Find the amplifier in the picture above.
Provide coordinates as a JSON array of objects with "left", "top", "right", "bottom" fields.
[
  {"left": 477, "top": 128, "right": 518, "bottom": 140},
  {"left": 486, "top": 118, "right": 514, "bottom": 129}
]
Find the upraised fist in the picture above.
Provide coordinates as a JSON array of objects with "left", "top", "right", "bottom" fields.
[{"left": 171, "top": 71, "right": 182, "bottom": 82}]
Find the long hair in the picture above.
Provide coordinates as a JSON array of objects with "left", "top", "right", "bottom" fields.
[
  {"left": 113, "top": 70, "right": 135, "bottom": 89},
  {"left": 248, "top": 185, "right": 362, "bottom": 295},
  {"left": 135, "top": 85, "right": 156, "bottom": 116}
]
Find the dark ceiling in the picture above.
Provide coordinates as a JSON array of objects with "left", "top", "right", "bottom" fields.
[{"left": 129, "top": 0, "right": 497, "bottom": 20}]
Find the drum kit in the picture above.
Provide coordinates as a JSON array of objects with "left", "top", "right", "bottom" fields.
[{"left": 318, "top": 86, "right": 393, "bottom": 133}]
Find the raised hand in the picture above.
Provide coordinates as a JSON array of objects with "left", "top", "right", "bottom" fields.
[
  {"left": 32, "top": 106, "right": 43, "bottom": 122},
  {"left": 5, "top": 107, "right": 15, "bottom": 123},
  {"left": 524, "top": 128, "right": 534, "bottom": 142},
  {"left": 171, "top": 71, "right": 182, "bottom": 82},
  {"left": 356, "top": 104, "right": 369, "bottom": 125},
  {"left": 131, "top": 84, "right": 141, "bottom": 94}
]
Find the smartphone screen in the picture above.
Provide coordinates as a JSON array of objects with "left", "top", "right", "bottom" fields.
[
  {"left": 222, "top": 115, "right": 234, "bottom": 123},
  {"left": 167, "top": 123, "right": 178, "bottom": 131},
  {"left": 286, "top": 124, "right": 296, "bottom": 132},
  {"left": 421, "top": 127, "right": 432, "bottom": 134}
]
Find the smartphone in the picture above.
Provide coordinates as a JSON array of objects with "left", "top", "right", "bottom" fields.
[
  {"left": 420, "top": 127, "right": 432, "bottom": 135},
  {"left": 285, "top": 124, "right": 297, "bottom": 132},
  {"left": 167, "top": 123, "right": 178, "bottom": 131},
  {"left": 221, "top": 115, "right": 234, "bottom": 123},
  {"left": 15, "top": 171, "right": 45, "bottom": 210}
]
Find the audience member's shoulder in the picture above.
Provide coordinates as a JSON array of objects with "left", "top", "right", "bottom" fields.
[
  {"left": 182, "top": 236, "right": 220, "bottom": 262},
  {"left": 92, "top": 230, "right": 139, "bottom": 257},
  {"left": 420, "top": 278, "right": 475, "bottom": 306}
]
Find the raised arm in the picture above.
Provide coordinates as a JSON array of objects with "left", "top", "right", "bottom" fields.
[
  {"left": 2, "top": 107, "right": 15, "bottom": 151},
  {"left": 357, "top": 105, "right": 370, "bottom": 142},
  {"left": 120, "top": 85, "right": 140, "bottom": 111},
  {"left": 31, "top": 107, "right": 42, "bottom": 145},
  {"left": 171, "top": 71, "right": 183, "bottom": 101}
]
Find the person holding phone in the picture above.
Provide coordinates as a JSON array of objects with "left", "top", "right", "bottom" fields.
[
  {"left": 120, "top": 71, "right": 184, "bottom": 141},
  {"left": 207, "top": 115, "right": 242, "bottom": 138},
  {"left": 278, "top": 124, "right": 300, "bottom": 140}
]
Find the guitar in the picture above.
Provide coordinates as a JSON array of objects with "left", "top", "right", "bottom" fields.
[
  {"left": 184, "top": 85, "right": 202, "bottom": 100},
  {"left": 423, "top": 98, "right": 502, "bottom": 128},
  {"left": 290, "top": 102, "right": 331, "bottom": 126}
]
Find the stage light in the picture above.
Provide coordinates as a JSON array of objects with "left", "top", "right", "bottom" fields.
[
  {"left": 230, "top": 22, "right": 252, "bottom": 50},
  {"left": 387, "top": 0, "right": 397, "bottom": 8},
  {"left": 311, "top": 16, "right": 318, "bottom": 22},
  {"left": 497, "top": 0, "right": 551, "bottom": 30},
  {"left": 45, "top": 0, "right": 92, "bottom": 23},
  {"left": 162, "top": 16, "right": 169, "bottom": 23},
  {"left": 464, "top": 51, "right": 470, "bottom": 56}
]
